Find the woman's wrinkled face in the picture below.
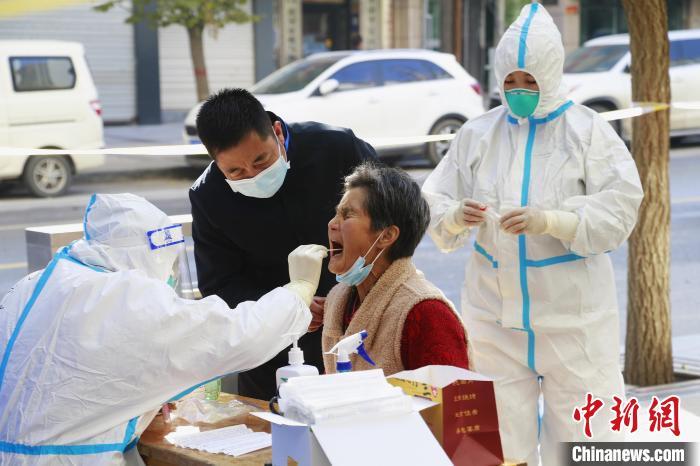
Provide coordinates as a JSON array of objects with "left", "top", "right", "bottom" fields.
[
  {"left": 327, "top": 187, "right": 382, "bottom": 275},
  {"left": 504, "top": 71, "right": 539, "bottom": 91}
]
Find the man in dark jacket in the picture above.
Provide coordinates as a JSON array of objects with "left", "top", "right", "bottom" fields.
[{"left": 189, "top": 88, "right": 377, "bottom": 400}]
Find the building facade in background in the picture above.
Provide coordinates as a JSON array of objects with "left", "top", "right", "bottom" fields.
[
  {"left": 0, "top": 0, "right": 698, "bottom": 124},
  {"left": 0, "top": 1, "right": 256, "bottom": 124}
]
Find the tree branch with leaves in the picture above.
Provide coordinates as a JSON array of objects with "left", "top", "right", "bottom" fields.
[{"left": 96, "top": 0, "right": 257, "bottom": 101}]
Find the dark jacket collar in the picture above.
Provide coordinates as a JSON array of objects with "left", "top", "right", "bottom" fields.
[{"left": 266, "top": 111, "right": 290, "bottom": 151}]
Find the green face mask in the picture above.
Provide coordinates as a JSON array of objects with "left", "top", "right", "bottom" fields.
[{"left": 504, "top": 88, "right": 540, "bottom": 118}]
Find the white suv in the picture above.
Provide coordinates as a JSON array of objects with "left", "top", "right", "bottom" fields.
[
  {"left": 563, "top": 29, "right": 700, "bottom": 139},
  {"left": 184, "top": 49, "right": 485, "bottom": 166}
]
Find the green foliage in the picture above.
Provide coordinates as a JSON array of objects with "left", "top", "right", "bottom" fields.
[
  {"left": 505, "top": 0, "right": 530, "bottom": 26},
  {"left": 94, "top": 0, "right": 257, "bottom": 32}
]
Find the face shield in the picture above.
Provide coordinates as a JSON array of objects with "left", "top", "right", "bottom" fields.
[{"left": 77, "top": 193, "right": 185, "bottom": 283}]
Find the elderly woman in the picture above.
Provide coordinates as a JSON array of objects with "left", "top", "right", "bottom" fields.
[{"left": 322, "top": 163, "right": 468, "bottom": 375}]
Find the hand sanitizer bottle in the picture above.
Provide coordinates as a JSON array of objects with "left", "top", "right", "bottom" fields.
[{"left": 276, "top": 335, "right": 319, "bottom": 388}]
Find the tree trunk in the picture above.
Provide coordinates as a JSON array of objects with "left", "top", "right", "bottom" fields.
[
  {"left": 622, "top": 0, "right": 673, "bottom": 386},
  {"left": 187, "top": 26, "right": 210, "bottom": 102}
]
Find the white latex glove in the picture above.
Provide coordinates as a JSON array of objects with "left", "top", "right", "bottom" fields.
[
  {"left": 544, "top": 210, "right": 580, "bottom": 241},
  {"left": 500, "top": 208, "right": 579, "bottom": 240},
  {"left": 500, "top": 207, "right": 548, "bottom": 235},
  {"left": 284, "top": 244, "right": 328, "bottom": 306},
  {"left": 444, "top": 198, "right": 488, "bottom": 234}
]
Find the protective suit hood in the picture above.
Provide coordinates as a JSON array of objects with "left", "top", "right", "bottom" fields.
[
  {"left": 69, "top": 193, "right": 182, "bottom": 281},
  {"left": 495, "top": 3, "right": 568, "bottom": 118}
]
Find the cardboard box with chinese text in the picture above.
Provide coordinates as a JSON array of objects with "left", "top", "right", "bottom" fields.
[{"left": 388, "top": 365, "right": 504, "bottom": 466}]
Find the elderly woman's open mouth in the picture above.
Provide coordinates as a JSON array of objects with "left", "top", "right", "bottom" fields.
[
  {"left": 328, "top": 237, "right": 344, "bottom": 272},
  {"left": 329, "top": 240, "right": 343, "bottom": 258}
]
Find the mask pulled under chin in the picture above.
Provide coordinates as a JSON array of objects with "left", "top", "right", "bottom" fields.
[{"left": 335, "top": 231, "right": 386, "bottom": 287}]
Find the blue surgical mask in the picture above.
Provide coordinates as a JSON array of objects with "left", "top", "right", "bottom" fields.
[
  {"left": 504, "top": 88, "right": 540, "bottom": 118},
  {"left": 336, "top": 231, "right": 386, "bottom": 287},
  {"left": 225, "top": 141, "right": 290, "bottom": 198}
]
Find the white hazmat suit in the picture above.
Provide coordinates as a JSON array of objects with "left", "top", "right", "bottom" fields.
[
  {"left": 422, "top": 4, "right": 643, "bottom": 465},
  {"left": 0, "top": 193, "right": 323, "bottom": 465}
]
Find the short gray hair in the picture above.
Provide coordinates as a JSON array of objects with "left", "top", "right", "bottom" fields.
[{"left": 344, "top": 163, "right": 430, "bottom": 261}]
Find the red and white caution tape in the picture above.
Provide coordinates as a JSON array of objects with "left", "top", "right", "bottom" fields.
[{"left": 0, "top": 101, "right": 693, "bottom": 157}]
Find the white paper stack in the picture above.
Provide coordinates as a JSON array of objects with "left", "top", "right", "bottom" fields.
[
  {"left": 165, "top": 424, "right": 271, "bottom": 457},
  {"left": 277, "top": 369, "right": 413, "bottom": 425}
]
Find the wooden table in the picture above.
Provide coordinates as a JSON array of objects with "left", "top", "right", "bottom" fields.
[
  {"left": 138, "top": 394, "right": 272, "bottom": 466},
  {"left": 138, "top": 393, "right": 526, "bottom": 466}
]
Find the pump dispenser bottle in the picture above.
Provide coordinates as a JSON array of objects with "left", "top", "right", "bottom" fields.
[{"left": 276, "top": 335, "right": 319, "bottom": 388}]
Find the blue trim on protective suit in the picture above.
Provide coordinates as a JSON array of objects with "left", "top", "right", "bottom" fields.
[
  {"left": 526, "top": 253, "right": 584, "bottom": 268},
  {"left": 530, "top": 100, "right": 574, "bottom": 124},
  {"left": 0, "top": 256, "right": 59, "bottom": 393},
  {"left": 507, "top": 101, "right": 574, "bottom": 126},
  {"left": 122, "top": 417, "right": 139, "bottom": 445},
  {"left": 518, "top": 3, "right": 539, "bottom": 68},
  {"left": 521, "top": 125, "right": 536, "bottom": 206},
  {"left": 83, "top": 194, "right": 97, "bottom": 241},
  {"left": 519, "top": 123, "right": 537, "bottom": 372},
  {"left": 519, "top": 235, "right": 536, "bottom": 371},
  {"left": 515, "top": 100, "right": 574, "bottom": 374},
  {"left": 537, "top": 375, "right": 544, "bottom": 440},
  {"left": 0, "top": 415, "right": 139, "bottom": 455},
  {"left": 124, "top": 437, "right": 139, "bottom": 451},
  {"left": 61, "top": 254, "right": 108, "bottom": 273},
  {"left": 168, "top": 376, "right": 220, "bottom": 402},
  {"left": 0, "top": 250, "right": 140, "bottom": 456},
  {"left": 474, "top": 242, "right": 498, "bottom": 268},
  {"left": 0, "top": 439, "right": 135, "bottom": 456},
  {"left": 167, "top": 372, "right": 237, "bottom": 403}
]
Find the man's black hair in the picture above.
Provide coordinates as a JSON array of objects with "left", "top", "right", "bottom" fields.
[{"left": 196, "top": 88, "right": 274, "bottom": 158}]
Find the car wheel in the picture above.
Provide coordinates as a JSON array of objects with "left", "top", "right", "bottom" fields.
[
  {"left": 23, "top": 156, "right": 72, "bottom": 197},
  {"left": 426, "top": 117, "right": 465, "bottom": 166},
  {"left": 587, "top": 103, "right": 623, "bottom": 138}
]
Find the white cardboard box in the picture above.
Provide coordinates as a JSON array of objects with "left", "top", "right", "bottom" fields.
[{"left": 253, "top": 397, "right": 451, "bottom": 466}]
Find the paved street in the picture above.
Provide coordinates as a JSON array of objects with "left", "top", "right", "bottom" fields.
[
  {"left": 1, "top": 129, "right": 700, "bottom": 348},
  {"left": 2, "top": 127, "right": 700, "bottom": 421}
]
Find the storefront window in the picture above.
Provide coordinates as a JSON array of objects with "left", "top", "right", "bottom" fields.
[
  {"left": 302, "top": 0, "right": 354, "bottom": 56},
  {"left": 425, "top": 0, "right": 442, "bottom": 50},
  {"left": 580, "top": 0, "right": 687, "bottom": 44}
]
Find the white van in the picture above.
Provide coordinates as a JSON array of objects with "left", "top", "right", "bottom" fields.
[{"left": 0, "top": 40, "right": 104, "bottom": 197}]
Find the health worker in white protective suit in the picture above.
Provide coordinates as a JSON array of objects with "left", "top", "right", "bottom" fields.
[
  {"left": 0, "top": 193, "right": 327, "bottom": 466},
  {"left": 422, "top": 4, "right": 643, "bottom": 465}
]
